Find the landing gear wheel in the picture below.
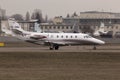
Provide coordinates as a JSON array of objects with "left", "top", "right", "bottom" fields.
[
  {"left": 49, "top": 43, "right": 54, "bottom": 50},
  {"left": 55, "top": 45, "right": 59, "bottom": 50},
  {"left": 49, "top": 43, "right": 59, "bottom": 50}
]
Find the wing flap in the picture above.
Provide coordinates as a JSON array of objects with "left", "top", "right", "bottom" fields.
[{"left": 50, "top": 42, "right": 66, "bottom": 46}]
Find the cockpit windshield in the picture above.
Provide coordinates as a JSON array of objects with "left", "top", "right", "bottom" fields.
[{"left": 84, "top": 35, "right": 92, "bottom": 38}]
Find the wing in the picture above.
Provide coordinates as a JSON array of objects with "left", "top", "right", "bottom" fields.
[
  {"left": 45, "top": 41, "right": 66, "bottom": 46},
  {"left": 53, "top": 42, "right": 65, "bottom": 45},
  {"left": 30, "top": 35, "right": 47, "bottom": 40}
]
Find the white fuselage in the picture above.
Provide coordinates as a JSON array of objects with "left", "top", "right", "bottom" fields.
[
  {"left": 8, "top": 19, "right": 105, "bottom": 47},
  {"left": 17, "top": 32, "right": 105, "bottom": 45}
]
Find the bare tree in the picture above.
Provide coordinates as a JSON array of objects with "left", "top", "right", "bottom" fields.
[
  {"left": 25, "top": 11, "right": 30, "bottom": 21},
  {"left": 45, "top": 15, "right": 48, "bottom": 23},
  {"left": 11, "top": 14, "right": 24, "bottom": 21},
  {"left": 31, "top": 9, "right": 44, "bottom": 23},
  {"left": 81, "top": 25, "right": 94, "bottom": 33},
  {"left": 66, "top": 14, "right": 70, "bottom": 18},
  {"left": 72, "top": 12, "right": 78, "bottom": 17}
]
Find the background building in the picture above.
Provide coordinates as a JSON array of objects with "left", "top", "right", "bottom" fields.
[
  {"left": 2, "top": 11, "right": 120, "bottom": 37},
  {"left": 79, "top": 11, "right": 120, "bottom": 36},
  {"left": 14, "top": 11, "right": 120, "bottom": 36},
  {"left": 53, "top": 16, "right": 63, "bottom": 24},
  {"left": 40, "top": 23, "right": 73, "bottom": 33}
]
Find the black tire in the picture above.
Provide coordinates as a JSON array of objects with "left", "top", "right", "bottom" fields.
[{"left": 54, "top": 45, "right": 59, "bottom": 50}]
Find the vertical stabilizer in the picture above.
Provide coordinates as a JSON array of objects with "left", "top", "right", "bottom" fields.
[
  {"left": 34, "top": 22, "right": 42, "bottom": 33},
  {"left": 8, "top": 18, "right": 28, "bottom": 36},
  {"left": 73, "top": 23, "right": 80, "bottom": 33},
  {"left": 98, "top": 22, "right": 105, "bottom": 32}
]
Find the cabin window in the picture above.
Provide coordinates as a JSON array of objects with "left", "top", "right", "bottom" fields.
[
  {"left": 71, "top": 36, "right": 73, "bottom": 38},
  {"left": 61, "top": 35, "right": 63, "bottom": 38},
  {"left": 57, "top": 35, "right": 59, "bottom": 38},
  {"left": 51, "top": 35, "right": 53, "bottom": 38},
  {"left": 66, "top": 36, "right": 68, "bottom": 38},
  {"left": 75, "top": 36, "right": 77, "bottom": 38}
]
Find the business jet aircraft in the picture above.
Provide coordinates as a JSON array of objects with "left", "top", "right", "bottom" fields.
[
  {"left": 93, "top": 22, "right": 108, "bottom": 36},
  {"left": 6, "top": 19, "right": 105, "bottom": 50}
]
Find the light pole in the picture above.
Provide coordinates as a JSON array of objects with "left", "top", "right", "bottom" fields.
[{"left": 0, "top": 16, "right": 1, "bottom": 36}]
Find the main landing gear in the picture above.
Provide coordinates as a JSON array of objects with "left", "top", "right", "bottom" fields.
[
  {"left": 93, "top": 45, "right": 97, "bottom": 50},
  {"left": 49, "top": 44, "right": 59, "bottom": 50}
]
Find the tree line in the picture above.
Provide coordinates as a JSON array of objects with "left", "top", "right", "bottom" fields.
[{"left": 9, "top": 9, "right": 48, "bottom": 23}]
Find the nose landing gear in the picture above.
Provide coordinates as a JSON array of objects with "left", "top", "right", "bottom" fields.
[
  {"left": 93, "top": 45, "right": 96, "bottom": 50},
  {"left": 49, "top": 43, "right": 59, "bottom": 50}
]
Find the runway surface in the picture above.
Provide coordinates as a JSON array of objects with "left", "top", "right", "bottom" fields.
[
  {"left": 0, "top": 51, "right": 120, "bottom": 80},
  {"left": 0, "top": 44, "right": 120, "bottom": 80},
  {"left": 0, "top": 44, "right": 120, "bottom": 52}
]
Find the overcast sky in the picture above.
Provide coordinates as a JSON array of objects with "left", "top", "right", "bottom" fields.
[{"left": 0, "top": 0, "right": 120, "bottom": 18}]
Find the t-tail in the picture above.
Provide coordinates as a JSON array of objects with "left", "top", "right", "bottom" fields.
[
  {"left": 73, "top": 23, "right": 80, "bottom": 33},
  {"left": 93, "top": 22, "right": 106, "bottom": 36},
  {"left": 34, "top": 22, "right": 42, "bottom": 33},
  {"left": 7, "top": 18, "right": 32, "bottom": 41},
  {"left": 8, "top": 18, "right": 29, "bottom": 36},
  {"left": 99, "top": 22, "right": 105, "bottom": 32}
]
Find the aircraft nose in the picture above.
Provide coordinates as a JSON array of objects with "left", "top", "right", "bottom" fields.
[
  {"left": 97, "top": 39, "right": 105, "bottom": 45},
  {"left": 99, "top": 40, "right": 105, "bottom": 45}
]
